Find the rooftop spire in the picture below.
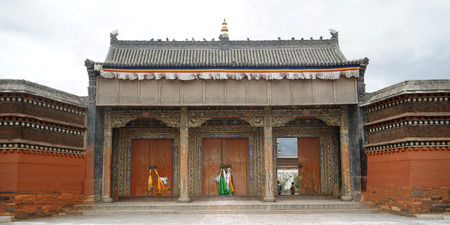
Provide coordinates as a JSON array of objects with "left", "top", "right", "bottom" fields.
[
  {"left": 221, "top": 18, "right": 228, "bottom": 35},
  {"left": 219, "top": 18, "right": 229, "bottom": 41}
]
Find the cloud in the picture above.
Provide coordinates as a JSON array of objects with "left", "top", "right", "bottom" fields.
[{"left": 0, "top": 0, "right": 449, "bottom": 96}]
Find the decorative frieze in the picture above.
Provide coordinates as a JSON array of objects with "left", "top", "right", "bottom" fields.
[
  {"left": 189, "top": 109, "right": 265, "bottom": 119},
  {"left": 0, "top": 95, "right": 86, "bottom": 116},
  {"left": 366, "top": 95, "right": 449, "bottom": 113},
  {"left": 271, "top": 116, "right": 296, "bottom": 127},
  {"left": 188, "top": 117, "right": 210, "bottom": 128},
  {"left": 272, "top": 108, "right": 341, "bottom": 117},
  {"left": 109, "top": 107, "right": 343, "bottom": 128},
  {"left": 315, "top": 115, "right": 340, "bottom": 126},
  {"left": 367, "top": 118, "right": 450, "bottom": 133},
  {"left": 241, "top": 116, "right": 264, "bottom": 127},
  {"left": 365, "top": 140, "right": 450, "bottom": 152},
  {"left": 0, "top": 117, "right": 84, "bottom": 135},
  {"left": 0, "top": 142, "right": 85, "bottom": 155},
  {"left": 159, "top": 117, "right": 181, "bottom": 128}
]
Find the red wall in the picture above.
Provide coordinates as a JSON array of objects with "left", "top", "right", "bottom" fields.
[
  {"left": 364, "top": 147, "right": 450, "bottom": 214},
  {"left": 0, "top": 152, "right": 19, "bottom": 191},
  {"left": 0, "top": 150, "right": 88, "bottom": 218},
  {"left": 16, "top": 152, "right": 85, "bottom": 192}
]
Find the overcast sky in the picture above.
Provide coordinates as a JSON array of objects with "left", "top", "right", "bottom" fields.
[{"left": 0, "top": 0, "right": 449, "bottom": 96}]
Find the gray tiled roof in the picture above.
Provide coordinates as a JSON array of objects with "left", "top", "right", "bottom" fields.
[
  {"left": 0, "top": 79, "right": 86, "bottom": 107},
  {"left": 101, "top": 36, "right": 359, "bottom": 67},
  {"left": 363, "top": 80, "right": 450, "bottom": 106}
]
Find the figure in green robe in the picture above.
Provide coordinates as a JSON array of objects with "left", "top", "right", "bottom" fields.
[{"left": 218, "top": 169, "right": 227, "bottom": 195}]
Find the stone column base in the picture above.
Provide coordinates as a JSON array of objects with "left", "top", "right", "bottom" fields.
[
  {"left": 101, "top": 197, "right": 113, "bottom": 203},
  {"left": 340, "top": 195, "right": 353, "bottom": 201},
  {"left": 263, "top": 197, "right": 276, "bottom": 202},
  {"left": 177, "top": 197, "right": 191, "bottom": 203}
]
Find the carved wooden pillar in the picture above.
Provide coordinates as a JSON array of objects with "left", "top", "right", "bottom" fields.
[
  {"left": 263, "top": 107, "right": 276, "bottom": 202},
  {"left": 178, "top": 107, "right": 190, "bottom": 203},
  {"left": 101, "top": 109, "right": 113, "bottom": 203},
  {"left": 340, "top": 109, "right": 353, "bottom": 201}
]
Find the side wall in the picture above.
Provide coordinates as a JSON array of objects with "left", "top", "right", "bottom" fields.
[
  {"left": 365, "top": 148, "right": 450, "bottom": 214},
  {"left": 0, "top": 87, "right": 89, "bottom": 219},
  {"left": 363, "top": 92, "right": 450, "bottom": 215},
  {"left": 0, "top": 151, "right": 86, "bottom": 218}
]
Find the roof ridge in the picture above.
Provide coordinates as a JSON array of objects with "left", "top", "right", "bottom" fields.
[{"left": 111, "top": 38, "right": 339, "bottom": 48}]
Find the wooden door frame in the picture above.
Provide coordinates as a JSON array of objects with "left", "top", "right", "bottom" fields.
[
  {"left": 273, "top": 127, "right": 340, "bottom": 197},
  {"left": 297, "top": 137, "right": 321, "bottom": 194},
  {"left": 130, "top": 139, "right": 174, "bottom": 196},
  {"left": 275, "top": 135, "right": 323, "bottom": 194},
  {"left": 201, "top": 138, "right": 249, "bottom": 196},
  {"left": 191, "top": 131, "right": 260, "bottom": 195},
  {"left": 112, "top": 128, "right": 179, "bottom": 198}
]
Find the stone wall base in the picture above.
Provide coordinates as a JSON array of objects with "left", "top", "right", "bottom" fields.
[
  {"left": 363, "top": 186, "right": 450, "bottom": 215},
  {"left": 0, "top": 191, "right": 87, "bottom": 220}
]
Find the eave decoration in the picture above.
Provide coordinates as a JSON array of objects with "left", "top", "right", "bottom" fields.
[{"left": 95, "top": 65, "right": 360, "bottom": 81}]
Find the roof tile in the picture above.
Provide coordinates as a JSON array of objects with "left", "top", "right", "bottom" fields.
[{"left": 101, "top": 38, "right": 357, "bottom": 67}]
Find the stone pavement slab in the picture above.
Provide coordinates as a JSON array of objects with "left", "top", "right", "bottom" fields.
[
  {"left": 415, "top": 214, "right": 450, "bottom": 220},
  {"left": 5, "top": 213, "right": 450, "bottom": 225},
  {"left": 0, "top": 217, "right": 12, "bottom": 223}
]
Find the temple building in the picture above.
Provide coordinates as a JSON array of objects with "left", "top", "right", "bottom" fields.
[
  {"left": 84, "top": 20, "right": 369, "bottom": 203},
  {"left": 1, "top": 20, "right": 448, "bottom": 219}
]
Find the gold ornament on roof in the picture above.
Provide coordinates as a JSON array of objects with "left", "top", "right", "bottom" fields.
[{"left": 221, "top": 18, "right": 228, "bottom": 35}]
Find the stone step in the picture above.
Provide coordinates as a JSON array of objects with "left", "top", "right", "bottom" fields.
[
  {"left": 74, "top": 208, "right": 379, "bottom": 216},
  {"left": 75, "top": 204, "right": 368, "bottom": 211},
  {"left": 71, "top": 200, "right": 380, "bottom": 216},
  {"left": 73, "top": 209, "right": 380, "bottom": 216},
  {"left": 74, "top": 202, "right": 369, "bottom": 209},
  {"left": 119, "top": 194, "right": 334, "bottom": 201}
]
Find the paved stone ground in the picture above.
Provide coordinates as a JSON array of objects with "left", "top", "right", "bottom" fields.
[
  {"left": 3, "top": 200, "right": 449, "bottom": 225},
  {"left": 4, "top": 213, "right": 450, "bottom": 225}
]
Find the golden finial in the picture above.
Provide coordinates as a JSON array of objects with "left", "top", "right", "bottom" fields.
[{"left": 221, "top": 18, "right": 228, "bottom": 35}]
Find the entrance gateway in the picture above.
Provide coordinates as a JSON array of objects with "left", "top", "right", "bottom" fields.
[{"left": 85, "top": 20, "right": 369, "bottom": 202}]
